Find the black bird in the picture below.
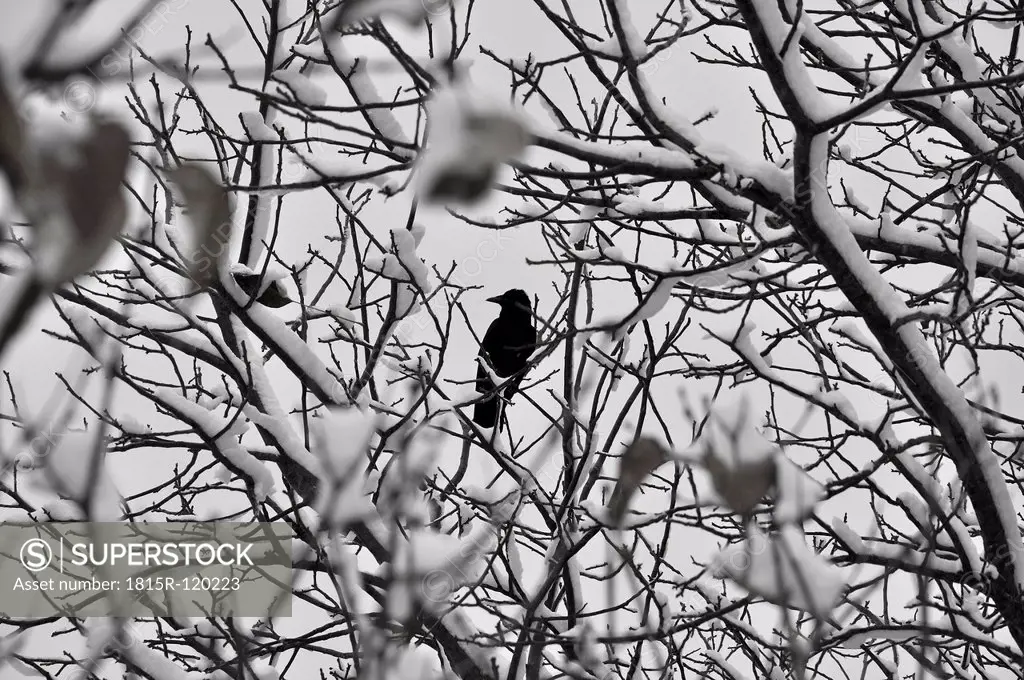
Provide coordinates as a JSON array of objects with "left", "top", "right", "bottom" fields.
[{"left": 473, "top": 289, "right": 536, "bottom": 428}]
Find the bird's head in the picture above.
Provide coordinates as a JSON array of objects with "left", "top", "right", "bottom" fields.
[{"left": 487, "top": 288, "right": 531, "bottom": 313}]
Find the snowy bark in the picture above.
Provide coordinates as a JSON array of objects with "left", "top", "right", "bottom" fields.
[{"left": 737, "top": 0, "right": 1024, "bottom": 647}]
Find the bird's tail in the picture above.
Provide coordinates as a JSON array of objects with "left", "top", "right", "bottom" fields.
[{"left": 473, "top": 398, "right": 498, "bottom": 428}]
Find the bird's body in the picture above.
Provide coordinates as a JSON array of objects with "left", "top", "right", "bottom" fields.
[{"left": 473, "top": 289, "right": 536, "bottom": 428}]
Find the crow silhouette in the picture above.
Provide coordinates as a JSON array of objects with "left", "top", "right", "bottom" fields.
[{"left": 473, "top": 289, "right": 536, "bottom": 428}]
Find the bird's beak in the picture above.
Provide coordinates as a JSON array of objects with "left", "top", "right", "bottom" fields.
[{"left": 487, "top": 296, "right": 503, "bottom": 304}]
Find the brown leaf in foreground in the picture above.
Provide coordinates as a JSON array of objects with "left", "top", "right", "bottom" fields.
[
  {"left": 0, "top": 63, "right": 24, "bottom": 192},
  {"left": 417, "top": 83, "right": 530, "bottom": 205},
  {"left": 703, "top": 451, "right": 776, "bottom": 516},
  {"left": 32, "top": 118, "right": 131, "bottom": 285},
  {"left": 607, "top": 436, "right": 670, "bottom": 527},
  {"left": 0, "top": 115, "right": 130, "bottom": 357},
  {"left": 332, "top": 0, "right": 452, "bottom": 29},
  {"left": 168, "top": 163, "right": 233, "bottom": 289},
  {"left": 51, "top": 120, "right": 130, "bottom": 243}
]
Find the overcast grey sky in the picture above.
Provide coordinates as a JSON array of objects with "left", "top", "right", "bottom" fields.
[{"left": 5, "top": 2, "right": 1024, "bottom": 677}]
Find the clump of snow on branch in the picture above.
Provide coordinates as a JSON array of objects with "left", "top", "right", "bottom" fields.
[
  {"left": 365, "top": 225, "right": 432, "bottom": 319},
  {"left": 607, "top": 0, "right": 649, "bottom": 58},
  {"left": 333, "top": 46, "right": 411, "bottom": 148},
  {"left": 393, "top": 523, "right": 498, "bottom": 615},
  {"left": 606, "top": 394, "right": 823, "bottom": 526},
  {"left": 156, "top": 389, "right": 274, "bottom": 501},
  {"left": 270, "top": 70, "right": 327, "bottom": 107},
  {"left": 240, "top": 111, "right": 278, "bottom": 142},
  {"left": 774, "top": 457, "right": 825, "bottom": 524},
  {"left": 711, "top": 523, "right": 845, "bottom": 618},
  {"left": 291, "top": 42, "right": 326, "bottom": 61},
  {"left": 607, "top": 437, "right": 670, "bottom": 526},
  {"left": 23, "top": 423, "right": 122, "bottom": 521},
  {"left": 289, "top": 147, "right": 399, "bottom": 193},
  {"left": 744, "top": 0, "right": 842, "bottom": 122},
  {"left": 311, "top": 407, "right": 376, "bottom": 528}
]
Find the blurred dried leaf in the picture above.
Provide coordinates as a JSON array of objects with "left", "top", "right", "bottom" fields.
[
  {"left": 679, "top": 393, "right": 779, "bottom": 516},
  {"left": 0, "top": 630, "right": 26, "bottom": 662},
  {"left": 424, "top": 165, "right": 496, "bottom": 204},
  {"left": 44, "top": 119, "right": 130, "bottom": 241},
  {"left": 463, "top": 111, "right": 531, "bottom": 161},
  {"left": 427, "top": 497, "right": 443, "bottom": 526},
  {"left": 0, "top": 630, "right": 32, "bottom": 677},
  {"left": 571, "top": 622, "right": 603, "bottom": 671},
  {"left": 703, "top": 451, "right": 775, "bottom": 516},
  {"left": 607, "top": 436, "right": 669, "bottom": 527},
  {"left": 0, "top": 64, "right": 24, "bottom": 191},
  {"left": 168, "top": 163, "right": 233, "bottom": 289},
  {"left": 31, "top": 118, "right": 130, "bottom": 285},
  {"left": 422, "top": 110, "right": 529, "bottom": 204},
  {"left": 333, "top": 0, "right": 451, "bottom": 28},
  {"left": 417, "top": 84, "right": 530, "bottom": 205}
]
